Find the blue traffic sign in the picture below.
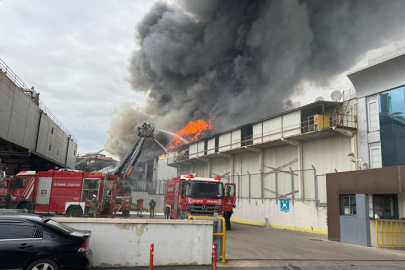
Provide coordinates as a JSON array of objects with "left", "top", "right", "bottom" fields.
[{"left": 280, "top": 199, "right": 290, "bottom": 212}]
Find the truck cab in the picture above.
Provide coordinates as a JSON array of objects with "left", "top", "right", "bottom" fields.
[{"left": 164, "top": 174, "right": 236, "bottom": 220}]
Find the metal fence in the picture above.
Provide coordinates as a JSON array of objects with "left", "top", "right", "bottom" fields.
[{"left": 131, "top": 168, "right": 329, "bottom": 206}]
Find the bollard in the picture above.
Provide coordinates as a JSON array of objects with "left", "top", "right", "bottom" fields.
[
  {"left": 212, "top": 242, "right": 217, "bottom": 270},
  {"left": 149, "top": 243, "right": 154, "bottom": 270}
]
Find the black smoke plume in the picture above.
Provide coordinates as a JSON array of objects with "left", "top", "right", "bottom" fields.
[{"left": 106, "top": 0, "right": 405, "bottom": 158}]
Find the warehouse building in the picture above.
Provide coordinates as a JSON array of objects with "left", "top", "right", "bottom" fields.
[{"left": 164, "top": 95, "right": 357, "bottom": 233}]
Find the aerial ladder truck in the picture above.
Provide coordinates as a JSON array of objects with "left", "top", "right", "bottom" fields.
[
  {"left": 109, "top": 122, "right": 155, "bottom": 216},
  {"left": 3, "top": 122, "right": 155, "bottom": 218}
]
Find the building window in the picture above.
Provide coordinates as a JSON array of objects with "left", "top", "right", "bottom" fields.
[
  {"left": 379, "top": 86, "right": 405, "bottom": 167},
  {"left": 368, "top": 100, "right": 379, "bottom": 132},
  {"left": 51, "top": 127, "right": 54, "bottom": 134},
  {"left": 215, "top": 136, "right": 219, "bottom": 153},
  {"left": 57, "top": 150, "right": 59, "bottom": 156},
  {"left": 49, "top": 145, "right": 52, "bottom": 151},
  {"left": 373, "top": 194, "right": 398, "bottom": 219},
  {"left": 341, "top": 195, "right": 356, "bottom": 215},
  {"left": 241, "top": 125, "right": 253, "bottom": 146},
  {"left": 204, "top": 140, "right": 208, "bottom": 156},
  {"left": 369, "top": 145, "right": 382, "bottom": 169}
]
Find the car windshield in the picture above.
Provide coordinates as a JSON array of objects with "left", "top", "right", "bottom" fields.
[
  {"left": 46, "top": 219, "right": 75, "bottom": 234},
  {"left": 186, "top": 182, "right": 223, "bottom": 198}
]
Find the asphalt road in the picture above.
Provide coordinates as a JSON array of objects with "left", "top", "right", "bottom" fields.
[{"left": 103, "top": 220, "right": 405, "bottom": 269}]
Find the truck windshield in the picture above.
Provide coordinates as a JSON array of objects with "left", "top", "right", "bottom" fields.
[{"left": 186, "top": 182, "right": 223, "bottom": 198}]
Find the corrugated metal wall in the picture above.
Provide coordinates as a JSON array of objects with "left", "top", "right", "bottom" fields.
[
  {"left": 197, "top": 141, "right": 204, "bottom": 157},
  {"left": 253, "top": 122, "right": 262, "bottom": 144},
  {"left": 207, "top": 138, "right": 215, "bottom": 154},
  {"left": 303, "top": 134, "right": 352, "bottom": 175},
  {"left": 156, "top": 159, "right": 177, "bottom": 180},
  {"left": 211, "top": 157, "right": 230, "bottom": 177},
  {"left": 193, "top": 162, "right": 208, "bottom": 177},
  {"left": 231, "top": 129, "right": 240, "bottom": 148},
  {"left": 263, "top": 117, "right": 282, "bottom": 141},
  {"left": 219, "top": 132, "right": 231, "bottom": 151},
  {"left": 283, "top": 111, "right": 301, "bottom": 137},
  {"left": 189, "top": 143, "right": 198, "bottom": 158}
]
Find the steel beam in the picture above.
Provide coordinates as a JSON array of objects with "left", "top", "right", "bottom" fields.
[
  {"left": 333, "top": 127, "right": 355, "bottom": 137},
  {"left": 217, "top": 152, "right": 232, "bottom": 159},
  {"left": 281, "top": 138, "right": 301, "bottom": 147},
  {"left": 244, "top": 146, "right": 262, "bottom": 154}
]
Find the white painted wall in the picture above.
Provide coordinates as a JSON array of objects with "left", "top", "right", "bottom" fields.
[
  {"left": 283, "top": 111, "right": 301, "bottom": 137},
  {"left": 263, "top": 117, "right": 282, "bottom": 141},
  {"left": 219, "top": 132, "right": 231, "bottom": 151},
  {"left": 55, "top": 218, "right": 213, "bottom": 267},
  {"left": 197, "top": 141, "right": 204, "bottom": 157},
  {"left": 189, "top": 143, "right": 198, "bottom": 158},
  {"left": 207, "top": 138, "right": 215, "bottom": 154},
  {"left": 232, "top": 198, "right": 327, "bottom": 234},
  {"left": 253, "top": 122, "right": 262, "bottom": 144},
  {"left": 211, "top": 157, "right": 230, "bottom": 177},
  {"left": 231, "top": 129, "right": 241, "bottom": 149},
  {"left": 132, "top": 192, "right": 165, "bottom": 211}
]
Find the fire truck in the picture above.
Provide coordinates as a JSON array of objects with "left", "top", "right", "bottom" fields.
[
  {"left": 4, "top": 122, "right": 155, "bottom": 217},
  {"left": 164, "top": 174, "right": 236, "bottom": 221}
]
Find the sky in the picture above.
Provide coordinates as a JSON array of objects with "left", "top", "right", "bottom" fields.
[{"left": 0, "top": 0, "right": 161, "bottom": 157}]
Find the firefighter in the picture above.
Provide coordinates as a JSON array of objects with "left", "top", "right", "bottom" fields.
[
  {"left": 149, "top": 198, "right": 156, "bottom": 218},
  {"left": 86, "top": 194, "right": 100, "bottom": 218},
  {"left": 224, "top": 210, "right": 233, "bottom": 230},
  {"left": 4, "top": 193, "right": 16, "bottom": 209}
]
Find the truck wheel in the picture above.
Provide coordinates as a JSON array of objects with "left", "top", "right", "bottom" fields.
[
  {"left": 17, "top": 202, "right": 33, "bottom": 213},
  {"left": 122, "top": 210, "right": 130, "bottom": 217},
  {"left": 66, "top": 206, "right": 83, "bottom": 217}
]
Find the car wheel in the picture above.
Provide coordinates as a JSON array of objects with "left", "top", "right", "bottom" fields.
[
  {"left": 66, "top": 206, "right": 83, "bottom": 217},
  {"left": 26, "top": 258, "right": 59, "bottom": 270},
  {"left": 17, "top": 202, "right": 33, "bottom": 213}
]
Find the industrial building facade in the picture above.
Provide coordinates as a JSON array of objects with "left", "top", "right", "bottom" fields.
[
  {"left": 0, "top": 58, "right": 78, "bottom": 174},
  {"left": 328, "top": 42, "right": 405, "bottom": 246},
  {"left": 159, "top": 98, "right": 357, "bottom": 233}
]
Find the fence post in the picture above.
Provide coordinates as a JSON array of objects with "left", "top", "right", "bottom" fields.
[
  {"left": 312, "top": 165, "right": 318, "bottom": 206},
  {"left": 227, "top": 174, "right": 230, "bottom": 183},
  {"left": 275, "top": 171, "right": 278, "bottom": 204},
  {"left": 236, "top": 172, "right": 240, "bottom": 202},
  {"left": 289, "top": 167, "right": 294, "bottom": 205},
  {"left": 260, "top": 170, "right": 264, "bottom": 203},
  {"left": 247, "top": 171, "right": 251, "bottom": 203}
]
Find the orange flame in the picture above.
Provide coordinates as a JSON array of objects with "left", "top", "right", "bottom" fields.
[{"left": 169, "top": 119, "right": 212, "bottom": 149}]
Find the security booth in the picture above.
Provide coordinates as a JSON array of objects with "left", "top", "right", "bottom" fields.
[{"left": 327, "top": 165, "right": 405, "bottom": 247}]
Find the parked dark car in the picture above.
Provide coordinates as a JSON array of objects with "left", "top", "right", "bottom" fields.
[{"left": 0, "top": 213, "right": 92, "bottom": 270}]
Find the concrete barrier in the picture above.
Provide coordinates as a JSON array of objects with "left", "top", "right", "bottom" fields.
[{"left": 54, "top": 218, "right": 213, "bottom": 267}]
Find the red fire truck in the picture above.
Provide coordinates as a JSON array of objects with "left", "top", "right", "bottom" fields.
[
  {"left": 6, "top": 170, "right": 118, "bottom": 217},
  {"left": 164, "top": 174, "right": 236, "bottom": 221},
  {"left": 3, "top": 122, "right": 156, "bottom": 217}
]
